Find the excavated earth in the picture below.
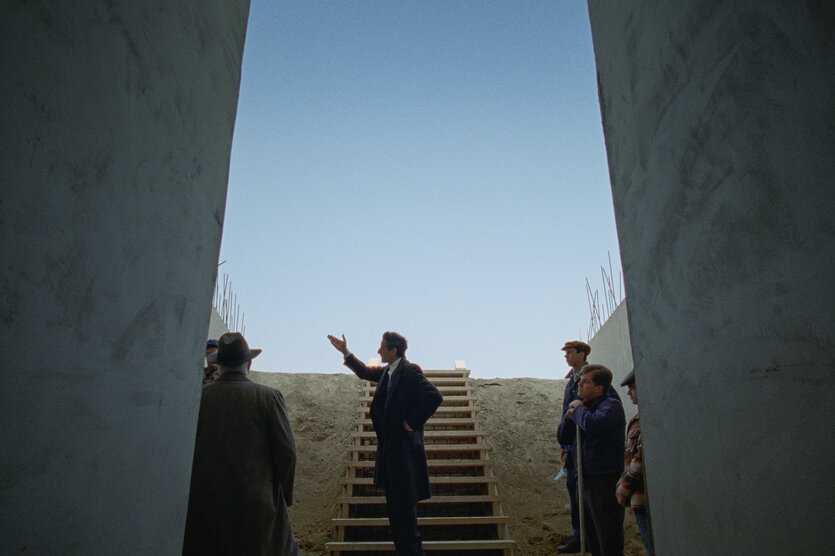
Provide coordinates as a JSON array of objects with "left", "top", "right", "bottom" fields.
[{"left": 251, "top": 371, "right": 646, "bottom": 556}]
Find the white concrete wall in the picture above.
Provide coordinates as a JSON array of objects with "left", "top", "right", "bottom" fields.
[
  {"left": 588, "top": 2, "right": 835, "bottom": 554},
  {"left": 208, "top": 306, "right": 231, "bottom": 341},
  {"left": 589, "top": 300, "right": 636, "bottom": 422},
  {"left": 0, "top": 2, "right": 250, "bottom": 553}
]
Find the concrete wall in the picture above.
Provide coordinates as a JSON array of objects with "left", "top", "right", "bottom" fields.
[
  {"left": 208, "top": 306, "right": 231, "bottom": 341},
  {"left": 0, "top": 2, "right": 250, "bottom": 553},
  {"left": 588, "top": 2, "right": 835, "bottom": 554},
  {"left": 588, "top": 300, "right": 636, "bottom": 422}
]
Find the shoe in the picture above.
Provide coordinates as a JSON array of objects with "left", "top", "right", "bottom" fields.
[{"left": 556, "top": 536, "right": 581, "bottom": 553}]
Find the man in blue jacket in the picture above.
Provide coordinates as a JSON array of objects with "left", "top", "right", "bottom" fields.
[
  {"left": 328, "top": 331, "right": 443, "bottom": 556},
  {"left": 558, "top": 364, "right": 626, "bottom": 556}
]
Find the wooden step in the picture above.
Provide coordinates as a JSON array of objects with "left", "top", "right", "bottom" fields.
[
  {"left": 343, "top": 475, "right": 497, "bottom": 485},
  {"left": 338, "top": 494, "right": 500, "bottom": 504},
  {"left": 420, "top": 370, "right": 470, "bottom": 378},
  {"left": 351, "top": 443, "right": 490, "bottom": 453},
  {"left": 360, "top": 406, "right": 476, "bottom": 417},
  {"left": 331, "top": 516, "right": 511, "bottom": 527},
  {"left": 326, "top": 539, "right": 516, "bottom": 551},
  {"left": 355, "top": 418, "right": 479, "bottom": 427},
  {"left": 362, "top": 378, "right": 474, "bottom": 394},
  {"left": 360, "top": 395, "right": 475, "bottom": 406},
  {"left": 346, "top": 458, "right": 492, "bottom": 468},
  {"left": 361, "top": 392, "right": 474, "bottom": 400},
  {"left": 351, "top": 430, "right": 483, "bottom": 440},
  {"left": 358, "top": 382, "right": 470, "bottom": 394},
  {"left": 424, "top": 377, "right": 472, "bottom": 386}
]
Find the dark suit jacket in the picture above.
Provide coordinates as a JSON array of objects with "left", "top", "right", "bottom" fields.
[
  {"left": 345, "top": 354, "right": 443, "bottom": 504},
  {"left": 183, "top": 373, "right": 300, "bottom": 556}
]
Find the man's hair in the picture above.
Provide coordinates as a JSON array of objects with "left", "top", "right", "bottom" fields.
[
  {"left": 219, "top": 361, "right": 248, "bottom": 375},
  {"left": 580, "top": 364, "right": 613, "bottom": 392},
  {"left": 382, "top": 331, "right": 408, "bottom": 358}
]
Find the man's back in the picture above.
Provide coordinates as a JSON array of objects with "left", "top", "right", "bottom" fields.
[{"left": 183, "top": 373, "right": 299, "bottom": 556}]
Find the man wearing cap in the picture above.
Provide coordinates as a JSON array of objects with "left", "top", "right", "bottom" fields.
[
  {"left": 559, "top": 364, "right": 626, "bottom": 556},
  {"left": 202, "top": 339, "right": 220, "bottom": 385},
  {"left": 328, "top": 332, "right": 443, "bottom": 556},
  {"left": 555, "top": 341, "right": 621, "bottom": 554},
  {"left": 184, "top": 332, "right": 301, "bottom": 556},
  {"left": 616, "top": 370, "right": 652, "bottom": 554}
]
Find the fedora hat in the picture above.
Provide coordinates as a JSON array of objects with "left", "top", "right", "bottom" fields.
[{"left": 206, "top": 332, "right": 261, "bottom": 365}]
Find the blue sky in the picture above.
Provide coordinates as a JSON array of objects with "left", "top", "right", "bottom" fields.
[{"left": 218, "top": 1, "right": 622, "bottom": 379}]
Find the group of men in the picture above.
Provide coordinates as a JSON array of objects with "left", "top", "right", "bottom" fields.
[
  {"left": 556, "top": 340, "right": 651, "bottom": 556},
  {"left": 185, "top": 331, "right": 442, "bottom": 556},
  {"left": 184, "top": 332, "right": 648, "bottom": 556}
]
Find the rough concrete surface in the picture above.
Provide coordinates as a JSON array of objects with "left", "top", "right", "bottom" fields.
[
  {"left": 0, "top": 2, "right": 250, "bottom": 553},
  {"left": 588, "top": 1, "right": 835, "bottom": 553}
]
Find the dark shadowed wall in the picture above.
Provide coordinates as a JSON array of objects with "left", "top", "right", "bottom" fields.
[{"left": 0, "top": 2, "right": 250, "bottom": 552}]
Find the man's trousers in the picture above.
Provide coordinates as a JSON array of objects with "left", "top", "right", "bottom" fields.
[
  {"left": 384, "top": 487, "right": 424, "bottom": 556},
  {"left": 566, "top": 466, "right": 581, "bottom": 538},
  {"left": 582, "top": 473, "right": 624, "bottom": 556}
]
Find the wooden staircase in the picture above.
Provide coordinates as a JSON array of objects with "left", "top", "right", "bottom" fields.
[{"left": 326, "top": 369, "right": 516, "bottom": 555}]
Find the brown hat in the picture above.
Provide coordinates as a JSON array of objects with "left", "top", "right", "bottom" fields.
[
  {"left": 206, "top": 332, "right": 262, "bottom": 365},
  {"left": 561, "top": 341, "right": 591, "bottom": 355},
  {"left": 620, "top": 369, "right": 636, "bottom": 386}
]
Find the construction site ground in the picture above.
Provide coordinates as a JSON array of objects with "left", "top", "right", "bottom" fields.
[{"left": 250, "top": 371, "right": 647, "bottom": 556}]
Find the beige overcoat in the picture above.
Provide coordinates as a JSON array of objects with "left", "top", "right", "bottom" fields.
[{"left": 183, "top": 373, "right": 300, "bottom": 555}]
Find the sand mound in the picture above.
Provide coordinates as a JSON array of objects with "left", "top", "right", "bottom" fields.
[{"left": 251, "top": 371, "right": 645, "bottom": 555}]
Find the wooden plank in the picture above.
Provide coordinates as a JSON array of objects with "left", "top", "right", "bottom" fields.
[
  {"left": 346, "top": 458, "right": 492, "bottom": 468},
  {"left": 331, "top": 516, "right": 511, "bottom": 526},
  {"left": 351, "top": 430, "right": 483, "bottom": 439},
  {"left": 420, "top": 370, "right": 470, "bottom": 378},
  {"left": 363, "top": 384, "right": 472, "bottom": 393},
  {"left": 338, "top": 494, "right": 500, "bottom": 504},
  {"left": 343, "top": 475, "right": 497, "bottom": 485},
  {"left": 360, "top": 396, "right": 475, "bottom": 406},
  {"left": 358, "top": 407, "right": 476, "bottom": 419},
  {"left": 424, "top": 377, "right": 472, "bottom": 385},
  {"left": 350, "top": 443, "right": 489, "bottom": 452},
  {"left": 326, "top": 539, "right": 516, "bottom": 551},
  {"left": 354, "top": 417, "right": 479, "bottom": 427}
]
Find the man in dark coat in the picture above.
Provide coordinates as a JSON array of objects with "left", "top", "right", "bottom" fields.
[
  {"left": 183, "top": 332, "right": 301, "bottom": 556},
  {"left": 558, "top": 364, "right": 626, "bottom": 556},
  {"left": 328, "top": 331, "right": 443, "bottom": 556}
]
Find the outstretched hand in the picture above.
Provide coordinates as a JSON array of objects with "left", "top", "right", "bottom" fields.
[{"left": 327, "top": 334, "right": 349, "bottom": 356}]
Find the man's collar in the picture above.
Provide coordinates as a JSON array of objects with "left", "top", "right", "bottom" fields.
[
  {"left": 570, "top": 364, "right": 586, "bottom": 382},
  {"left": 582, "top": 392, "right": 605, "bottom": 405},
  {"left": 217, "top": 371, "right": 249, "bottom": 381},
  {"left": 388, "top": 357, "right": 402, "bottom": 373}
]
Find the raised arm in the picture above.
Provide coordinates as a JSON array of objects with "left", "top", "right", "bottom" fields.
[
  {"left": 327, "top": 334, "right": 349, "bottom": 355},
  {"left": 328, "top": 334, "right": 384, "bottom": 382}
]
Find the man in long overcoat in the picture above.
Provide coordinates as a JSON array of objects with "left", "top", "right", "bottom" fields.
[
  {"left": 328, "top": 331, "right": 442, "bottom": 556},
  {"left": 183, "top": 332, "right": 301, "bottom": 555}
]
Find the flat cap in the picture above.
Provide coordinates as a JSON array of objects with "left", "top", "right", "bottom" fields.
[
  {"left": 561, "top": 341, "right": 591, "bottom": 355},
  {"left": 620, "top": 369, "right": 636, "bottom": 386}
]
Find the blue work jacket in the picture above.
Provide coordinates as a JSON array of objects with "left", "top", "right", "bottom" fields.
[{"left": 558, "top": 394, "right": 626, "bottom": 476}]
